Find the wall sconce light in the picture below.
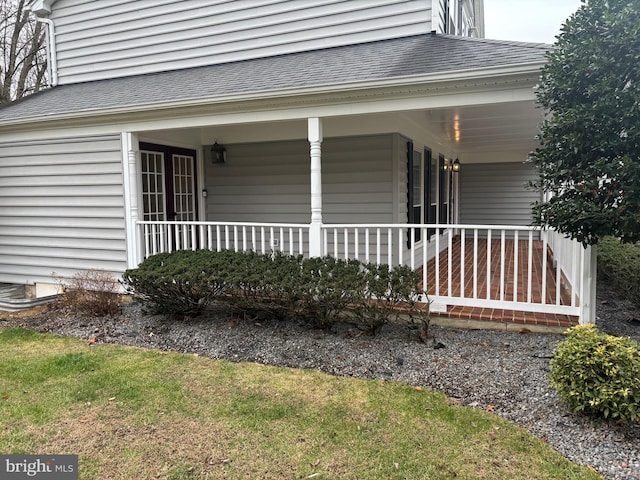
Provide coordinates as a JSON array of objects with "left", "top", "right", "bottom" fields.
[
  {"left": 452, "top": 158, "right": 461, "bottom": 173},
  {"left": 211, "top": 140, "right": 226, "bottom": 164}
]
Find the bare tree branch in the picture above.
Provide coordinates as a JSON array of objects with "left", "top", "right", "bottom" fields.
[{"left": 0, "top": 0, "right": 48, "bottom": 103}]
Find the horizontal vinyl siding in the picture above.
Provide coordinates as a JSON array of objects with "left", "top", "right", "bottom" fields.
[
  {"left": 50, "top": 0, "right": 431, "bottom": 84},
  {"left": 0, "top": 135, "right": 127, "bottom": 284},
  {"left": 322, "top": 135, "right": 394, "bottom": 223},
  {"left": 205, "top": 140, "right": 310, "bottom": 223},
  {"left": 205, "top": 135, "right": 394, "bottom": 224},
  {"left": 460, "top": 162, "right": 540, "bottom": 226}
]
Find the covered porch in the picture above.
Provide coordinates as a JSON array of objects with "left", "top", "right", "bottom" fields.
[{"left": 120, "top": 94, "right": 595, "bottom": 328}]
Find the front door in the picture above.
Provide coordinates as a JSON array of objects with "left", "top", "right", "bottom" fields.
[{"left": 140, "top": 142, "right": 198, "bottom": 222}]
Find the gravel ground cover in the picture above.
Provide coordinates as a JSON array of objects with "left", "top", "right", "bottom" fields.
[{"left": 2, "top": 281, "right": 640, "bottom": 479}]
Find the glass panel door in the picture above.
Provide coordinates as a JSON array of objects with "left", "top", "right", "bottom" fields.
[
  {"left": 141, "top": 151, "right": 166, "bottom": 221},
  {"left": 139, "top": 143, "right": 198, "bottom": 221},
  {"left": 172, "top": 154, "right": 196, "bottom": 222}
]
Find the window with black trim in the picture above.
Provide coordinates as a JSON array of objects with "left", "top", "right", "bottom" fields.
[{"left": 407, "top": 143, "right": 432, "bottom": 245}]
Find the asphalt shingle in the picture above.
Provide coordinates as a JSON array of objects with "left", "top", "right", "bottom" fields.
[{"left": 0, "top": 33, "right": 549, "bottom": 123}]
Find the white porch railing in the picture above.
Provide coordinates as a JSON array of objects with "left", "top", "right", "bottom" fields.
[
  {"left": 137, "top": 221, "right": 309, "bottom": 257},
  {"left": 136, "top": 221, "right": 595, "bottom": 324}
]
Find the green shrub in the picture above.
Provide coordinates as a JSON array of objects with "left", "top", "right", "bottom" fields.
[
  {"left": 550, "top": 324, "right": 640, "bottom": 422},
  {"left": 121, "top": 249, "right": 229, "bottom": 316},
  {"left": 355, "top": 263, "right": 429, "bottom": 335},
  {"left": 597, "top": 236, "right": 640, "bottom": 306},
  {"left": 122, "top": 249, "right": 429, "bottom": 335}
]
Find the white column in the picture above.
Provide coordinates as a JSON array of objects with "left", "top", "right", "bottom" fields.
[
  {"left": 308, "top": 117, "right": 323, "bottom": 257},
  {"left": 121, "top": 132, "right": 141, "bottom": 268}
]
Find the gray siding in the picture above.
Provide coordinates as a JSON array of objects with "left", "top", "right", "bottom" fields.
[
  {"left": 50, "top": 0, "right": 431, "bottom": 84},
  {"left": 205, "top": 134, "right": 395, "bottom": 224},
  {"left": 323, "top": 135, "right": 395, "bottom": 224},
  {"left": 0, "top": 135, "right": 127, "bottom": 284},
  {"left": 460, "top": 162, "right": 540, "bottom": 226}
]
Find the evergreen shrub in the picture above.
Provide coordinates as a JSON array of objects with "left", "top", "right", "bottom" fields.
[
  {"left": 597, "top": 236, "right": 640, "bottom": 307},
  {"left": 122, "top": 249, "right": 429, "bottom": 334},
  {"left": 550, "top": 324, "right": 640, "bottom": 422}
]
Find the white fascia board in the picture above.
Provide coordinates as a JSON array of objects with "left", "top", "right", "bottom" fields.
[{"left": 0, "top": 62, "right": 544, "bottom": 132}]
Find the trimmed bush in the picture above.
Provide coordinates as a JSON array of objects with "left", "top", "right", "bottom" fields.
[
  {"left": 550, "top": 324, "right": 640, "bottom": 422},
  {"left": 597, "top": 236, "right": 640, "bottom": 306},
  {"left": 122, "top": 249, "right": 429, "bottom": 335},
  {"left": 121, "top": 249, "right": 230, "bottom": 316}
]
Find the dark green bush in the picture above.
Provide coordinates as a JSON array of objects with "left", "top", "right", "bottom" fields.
[
  {"left": 550, "top": 324, "right": 640, "bottom": 422},
  {"left": 355, "top": 263, "right": 428, "bottom": 335},
  {"left": 121, "top": 249, "right": 229, "bottom": 316},
  {"left": 597, "top": 236, "right": 640, "bottom": 306},
  {"left": 122, "top": 249, "right": 428, "bottom": 334}
]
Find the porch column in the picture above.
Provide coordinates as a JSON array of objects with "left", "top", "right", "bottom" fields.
[
  {"left": 308, "top": 117, "right": 323, "bottom": 257},
  {"left": 121, "top": 132, "right": 141, "bottom": 268}
]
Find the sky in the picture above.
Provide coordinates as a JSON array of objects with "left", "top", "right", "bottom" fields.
[{"left": 484, "top": 0, "right": 584, "bottom": 44}]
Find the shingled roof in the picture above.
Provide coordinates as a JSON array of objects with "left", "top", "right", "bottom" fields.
[{"left": 0, "top": 33, "right": 550, "bottom": 124}]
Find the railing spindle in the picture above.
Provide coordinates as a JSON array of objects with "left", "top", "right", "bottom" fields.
[
  {"left": 459, "top": 229, "right": 465, "bottom": 298},
  {"left": 513, "top": 231, "right": 519, "bottom": 301},
  {"left": 365, "top": 228, "right": 370, "bottom": 263},
  {"left": 447, "top": 230, "right": 452, "bottom": 297},
  {"left": 410, "top": 228, "right": 415, "bottom": 269},
  {"left": 555, "top": 244, "right": 562, "bottom": 305},
  {"left": 500, "top": 230, "right": 505, "bottom": 302},
  {"left": 242, "top": 226, "right": 247, "bottom": 251},
  {"left": 422, "top": 228, "right": 427, "bottom": 295},
  {"left": 527, "top": 231, "right": 533, "bottom": 303},
  {"left": 344, "top": 228, "right": 349, "bottom": 260},
  {"left": 435, "top": 227, "right": 440, "bottom": 296},
  {"left": 289, "top": 228, "right": 294, "bottom": 255},
  {"left": 486, "top": 230, "right": 491, "bottom": 300},
  {"left": 541, "top": 232, "right": 548, "bottom": 304},
  {"left": 473, "top": 229, "right": 478, "bottom": 299},
  {"left": 354, "top": 228, "right": 359, "bottom": 261}
]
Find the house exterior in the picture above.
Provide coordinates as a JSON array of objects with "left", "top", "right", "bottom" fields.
[{"left": 0, "top": 0, "right": 596, "bottom": 325}]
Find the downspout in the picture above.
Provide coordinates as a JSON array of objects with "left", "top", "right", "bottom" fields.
[{"left": 31, "top": 14, "right": 59, "bottom": 87}]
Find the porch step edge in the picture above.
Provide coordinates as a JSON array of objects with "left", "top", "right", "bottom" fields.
[{"left": 429, "top": 315, "right": 569, "bottom": 334}]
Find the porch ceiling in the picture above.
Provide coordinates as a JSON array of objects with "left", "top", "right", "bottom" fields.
[
  {"left": 423, "top": 100, "right": 544, "bottom": 163},
  {"left": 139, "top": 98, "right": 543, "bottom": 166}
]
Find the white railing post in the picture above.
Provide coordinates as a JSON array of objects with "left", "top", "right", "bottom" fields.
[
  {"left": 308, "top": 117, "right": 323, "bottom": 257},
  {"left": 579, "top": 244, "right": 597, "bottom": 325}
]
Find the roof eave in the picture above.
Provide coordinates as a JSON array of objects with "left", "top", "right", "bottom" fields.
[{"left": 0, "top": 62, "right": 545, "bottom": 129}]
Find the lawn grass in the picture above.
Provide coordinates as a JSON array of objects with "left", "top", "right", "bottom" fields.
[{"left": 0, "top": 327, "right": 601, "bottom": 479}]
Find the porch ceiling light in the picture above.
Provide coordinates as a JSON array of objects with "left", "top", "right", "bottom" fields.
[
  {"left": 452, "top": 158, "right": 461, "bottom": 173},
  {"left": 211, "top": 141, "right": 226, "bottom": 164}
]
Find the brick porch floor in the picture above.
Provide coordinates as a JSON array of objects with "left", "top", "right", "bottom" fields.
[{"left": 420, "top": 236, "right": 579, "bottom": 329}]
